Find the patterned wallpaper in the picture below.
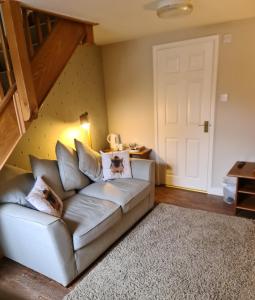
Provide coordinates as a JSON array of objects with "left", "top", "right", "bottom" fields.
[{"left": 8, "top": 45, "right": 108, "bottom": 170}]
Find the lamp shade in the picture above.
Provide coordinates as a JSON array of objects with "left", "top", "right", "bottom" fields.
[{"left": 80, "top": 112, "right": 90, "bottom": 130}]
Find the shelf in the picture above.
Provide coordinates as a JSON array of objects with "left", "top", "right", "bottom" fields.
[
  {"left": 236, "top": 197, "right": 255, "bottom": 212},
  {"left": 238, "top": 185, "right": 255, "bottom": 195},
  {"left": 239, "top": 190, "right": 255, "bottom": 196}
]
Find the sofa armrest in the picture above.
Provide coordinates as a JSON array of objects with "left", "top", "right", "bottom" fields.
[
  {"left": 0, "top": 204, "right": 77, "bottom": 286},
  {"left": 130, "top": 158, "right": 155, "bottom": 184},
  {"left": 0, "top": 202, "right": 60, "bottom": 226},
  {"left": 131, "top": 159, "right": 155, "bottom": 209}
]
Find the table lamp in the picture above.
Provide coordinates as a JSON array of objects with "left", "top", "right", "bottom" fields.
[{"left": 80, "top": 112, "right": 92, "bottom": 147}]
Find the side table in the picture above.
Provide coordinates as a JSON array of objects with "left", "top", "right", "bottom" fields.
[{"left": 102, "top": 148, "right": 152, "bottom": 159}]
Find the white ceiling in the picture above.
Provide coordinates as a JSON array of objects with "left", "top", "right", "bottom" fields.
[{"left": 21, "top": 0, "right": 255, "bottom": 45}]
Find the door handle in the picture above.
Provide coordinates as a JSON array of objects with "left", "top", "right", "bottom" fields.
[{"left": 198, "top": 121, "right": 210, "bottom": 133}]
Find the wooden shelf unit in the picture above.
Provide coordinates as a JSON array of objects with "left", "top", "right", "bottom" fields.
[{"left": 228, "top": 162, "right": 255, "bottom": 214}]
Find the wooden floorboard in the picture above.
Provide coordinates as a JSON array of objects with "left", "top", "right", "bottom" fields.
[
  {"left": 0, "top": 258, "right": 70, "bottom": 300},
  {"left": 155, "top": 186, "right": 235, "bottom": 215},
  {"left": 0, "top": 186, "right": 244, "bottom": 300}
]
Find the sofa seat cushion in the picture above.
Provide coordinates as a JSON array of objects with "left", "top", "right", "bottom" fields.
[
  {"left": 79, "top": 179, "right": 151, "bottom": 214},
  {"left": 63, "top": 194, "right": 121, "bottom": 251}
]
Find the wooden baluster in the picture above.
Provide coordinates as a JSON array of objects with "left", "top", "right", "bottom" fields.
[
  {"left": 0, "top": 77, "right": 4, "bottom": 99},
  {"left": 0, "top": 18, "right": 13, "bottom": 99},
  {"left": 22, "top": 9, "right": 34, "bottom": 58},
  {"left": 34, "top": 12, "right": 43, "bottom": 45},
  {"left": 46, "top": 15, "right": 52, "bottom": 34},
  {"left": 0, "top": 20, "right": 14, "bottom": 86}
]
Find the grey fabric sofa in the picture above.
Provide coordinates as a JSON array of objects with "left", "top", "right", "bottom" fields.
[{"left": 0, "top": 158, "right": 155, "bottom": 286}]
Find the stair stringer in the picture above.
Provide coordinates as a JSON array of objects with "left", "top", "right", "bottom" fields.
[{"left": 31, "top": 19, "right": 89, "bottom": 107}]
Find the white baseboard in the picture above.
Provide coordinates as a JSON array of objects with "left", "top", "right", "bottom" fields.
[{"left": 207, "top": 187, "right": 223, "bottom": 196}]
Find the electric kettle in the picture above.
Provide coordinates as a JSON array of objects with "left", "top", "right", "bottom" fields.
[{"left": 107, "top": 133, "right": 121, "bottom": 150}]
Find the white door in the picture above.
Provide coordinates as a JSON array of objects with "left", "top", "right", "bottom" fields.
[{"left": 154, "top": 36, "right": 219, "bottom": 191}]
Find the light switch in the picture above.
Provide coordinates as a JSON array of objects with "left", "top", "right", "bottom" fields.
[{"left": 219, "top": 94, "right": 228, "bottom": 102}]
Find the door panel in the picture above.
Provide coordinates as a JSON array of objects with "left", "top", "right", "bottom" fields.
[
  {"left": 166, "top": 56, "right": 180, "bottom": 73},
  {"left": 186, "top": 138, "right": 200, "bottom": 178},
  {"left": 187, "top": 81, "right": 202, "bottom": 125},
  {"left": 166, "top": 138, "right": 179, "bottom": 176},
  {"left": 189, "top": 52, "right": 205, "bottom": 71},
  {"left": 166, "top": 83, "right": 180, "bottom": 124},
  {"left": 154, "top": 37, "right": 218, "bottom": 190}
]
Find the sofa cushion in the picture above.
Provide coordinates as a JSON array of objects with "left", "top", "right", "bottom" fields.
[
  {"left": 101, "top": 150, "right": 132, "bottom": 181},
  {"left": 30, "top": 155, "right": 75, "bottom": 200},
  {"left": 0, "top": 164, "right": 35, "bottom": 208},
  {"left": 74, "top": 139, "right": 102, "bottom": 182},
  {"left": 79, "top": 179, "right": 151, "bottom": 213},
  {"left": 26, "top": 177, "right": 63, "bottom": 218},
  {"left": 63, "top": 194, "right": 121, "bottom": 251},
  {"left": 56, "top": 141, "right": 90, "bottom": 191}
]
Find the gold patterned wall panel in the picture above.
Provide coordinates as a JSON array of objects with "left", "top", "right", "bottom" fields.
[{"left": 8, "top": 45, "right": 108, "bottom": 170}]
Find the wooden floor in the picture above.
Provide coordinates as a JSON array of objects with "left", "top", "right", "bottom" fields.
[
  {"left": 155, "top": 186, "right": 235, "bottom": 215},
  {"left": 0, "top": 187, "right": 239, "bottom": 300}
]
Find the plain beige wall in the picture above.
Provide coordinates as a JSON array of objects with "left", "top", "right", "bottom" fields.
[
  {"left": 102, "top": 17, "right": 255, "bottom": 189},
  {"left": 9, "top": 45, "right": 108, "bottom": 170}
]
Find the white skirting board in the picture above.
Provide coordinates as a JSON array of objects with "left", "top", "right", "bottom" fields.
[{"left": 207, "top": 187, "right": 223, "bottom": 196}]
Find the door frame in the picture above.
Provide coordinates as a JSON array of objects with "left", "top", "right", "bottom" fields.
[{"left": 153, "top": 35, "right": 219, "bottom": 194}]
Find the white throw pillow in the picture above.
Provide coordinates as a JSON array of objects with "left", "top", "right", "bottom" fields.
[
  {"left": 26, "top": 177, "right": 63, "bottom": 218},
  {"left": 100, "top": 150, "right": 132, "bottom": 181}
]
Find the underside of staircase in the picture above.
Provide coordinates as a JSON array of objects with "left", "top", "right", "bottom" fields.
[{"left": 0, "top": 0, "right": 96, "bottom": 169}]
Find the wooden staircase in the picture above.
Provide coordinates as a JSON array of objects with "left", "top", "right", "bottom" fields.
[{"left": 0, "top": 0, "right": 96, "bottom": 169}]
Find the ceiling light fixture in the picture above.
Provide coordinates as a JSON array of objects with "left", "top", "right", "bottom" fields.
[{"left": 157, "top": 0, "right": 193, "bottom": 18}]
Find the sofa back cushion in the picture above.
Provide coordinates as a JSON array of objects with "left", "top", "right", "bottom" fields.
[
  {"left": 0, "top": 164, "right": 35, "bottom": 207},
  {"left": 30, "top": 156, "right": 75, "bottom": 200},
  {"left": 74, "top": 139, "right": 102, "bottom": 182},
  {"left": 56, "top": 141, "right": 90, "bottom": 191}
]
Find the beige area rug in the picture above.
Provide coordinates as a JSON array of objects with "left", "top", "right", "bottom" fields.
[{"left": 65, "top": 204, "right": 255, "bottom": 300}]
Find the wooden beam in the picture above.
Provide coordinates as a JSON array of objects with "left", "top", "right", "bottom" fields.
[
  {"left": 81, "top": 24, "right": 94, "bottom": 45},
  {"left": 13, "top": 92, "right": 26, "bottom": 135},
  {"left": 31, "top": 19, "right": 87, "bottom": 105},
  {"left": 1, "top": 0, "right": 38, "bottom": 121}
]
